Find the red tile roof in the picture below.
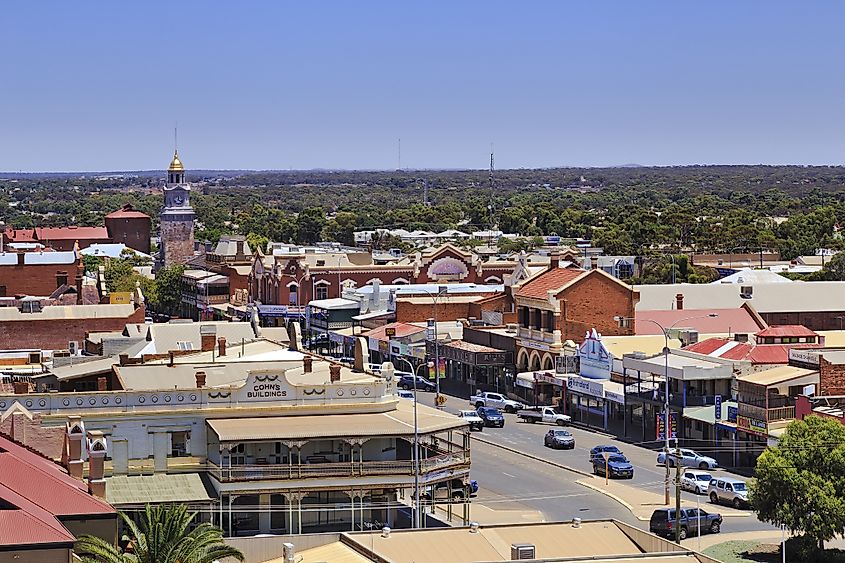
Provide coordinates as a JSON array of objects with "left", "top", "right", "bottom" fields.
[
  {"left": 635, "top": 308, "right": 765, "bottom": 336},
  {"left": 105, "top": 205, "right": 150, "bottom": 219},
  {"left": 755, "top": 325, "right": 818, "bottom": 338},
  {"left": 361, "top": 322, "right": 426, "bottom": 341},
  {"left": 515, "top": 268, "right": 586, "bottom": 300},
  {"left": 35, "top": 226, "right": 110, "bottom": 241},
  {"left": 2, "top": 228, "right": 37, "bottom": 242}
]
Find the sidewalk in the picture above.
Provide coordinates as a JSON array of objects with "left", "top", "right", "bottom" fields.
[{"left": 577, "top": 476, "right": 752, "bottom": 521}]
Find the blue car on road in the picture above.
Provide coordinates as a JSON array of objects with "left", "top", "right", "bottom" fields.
[{"left": 592, "top": 453, "right": 634, "bottom": 479}]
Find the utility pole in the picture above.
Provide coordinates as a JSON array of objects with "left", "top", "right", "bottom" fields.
[{"left": 675, "top": 441, "right": 683, "bottom": 543}]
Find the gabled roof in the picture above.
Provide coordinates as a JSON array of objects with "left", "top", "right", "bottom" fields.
[
  {"left": 105, "top": 204, "right": 150, "bottom": 219},
  {"left": 684, "top": 337, "right": 817, "bottom": 365},
  {"left": 635, "top": 307, "right": 766, "bottom": 336},
  {"left": 515, "top": 268, "right": 586, "bottom": 300},
  {"left": 755, "top": 325, "right": 817, "bottom": 338}
]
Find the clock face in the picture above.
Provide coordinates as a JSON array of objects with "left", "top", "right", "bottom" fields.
[{"left": 173, "top": 195, "right": 184, "bottom": 205}]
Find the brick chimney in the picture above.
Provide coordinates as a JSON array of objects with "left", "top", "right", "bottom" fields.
[
  {"left": 303, "top": 356, "right": 313, "bottom": 373},
  {"left": 675, "top": 293, "right": 684, "bottom": 310},
  {"left": 66, "top": 416, "right": 85, "bottom": 480},
  {"left": 200, "top": 325, "right": 216, "bottom": 352},
  {"left": 75, "top": 274, "right": 84, "bottom": 305},
  {"left": 12, "top": 380, "right": 28, "bottom": 394},
  {"left": 548, "top": 251, "right": 561, "bottom": 271},
  {"left": 590, "top": 255, "right": 599, "bottom": 271},
  {"left": 329, "top": 363, "right": 342, "bottom": 383},
  {"left": 86, "top": 431, "right": 107, "bottom": 498},
  {"left": 217, "top": 337, "right": 227, "bottom": 357},
  {"left": 168, "top": 351, "right": 175, "bottom": 366},
  {"left": 97, "top": 377, "right": 107, "bottom": 392},
  {"left": 16, "top": 252, "right": 24, "bottom": 266},
  {"left": 195, "top": 371, "right": 207, "bottom": 388}
]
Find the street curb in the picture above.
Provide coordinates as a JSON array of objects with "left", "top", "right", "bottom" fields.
[
  {"left": 576, "top": 479, "right": 649, "bottom": 521},
  {"left": 471, "top": 435, "right": 594, "bottom": 479}
]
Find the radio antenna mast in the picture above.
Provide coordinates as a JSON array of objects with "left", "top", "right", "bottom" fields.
[{"left": 489, "top": 144, "right": 495, "bottom": 244}]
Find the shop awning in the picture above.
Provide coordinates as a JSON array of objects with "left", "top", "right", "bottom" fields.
[{"left": 207, "top": 400, "right": 466, "bottom": 442}]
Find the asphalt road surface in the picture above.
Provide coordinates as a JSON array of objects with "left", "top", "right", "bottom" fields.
[{"left": 414, "top": 391, "right": 777, "bottom": 534}]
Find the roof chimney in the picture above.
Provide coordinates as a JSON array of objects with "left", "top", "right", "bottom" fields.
[
  {"left": 75, "top": 274, "right": 83, "bottom": 305},
  {"left": 330, "top": 363, "right": 342, "bottom": 383},
  {"left": 675, "top": 293, "right": 684, "bottom": 310},
  {"left": 217, "top": 337, "right": 227, "bottom": 357},
  {"left": 12, "top": 380, "right": 28, "bottom": 395},
  {"left": 200, "top": 325, "right": 216, "bottom": 352},
  {"left": 16, "top": 252, "right": 24, "bottom": 266},
  {"left": 168, "top": 351, "right": 175, "bottom": 366},
  {"left": 548, "top": 251, "right": 561, "bottom": 271},
  {"left": 86, "top": 431, "right": 107, "bottom": 498},
  {"left": 590, "top": 255, "right": 598, "bottom": 271},
  {"left": 65, "top": 416, "right": 85, "bottom": 480},
  {"left": 195, "top": 371, "right": 207, "bottom": 388},
  {"left": 97, "top": 377, "right": 107, "bottom": 392},
  {"left": 303, "top": 356, "right": 313, "bottom": 373}
]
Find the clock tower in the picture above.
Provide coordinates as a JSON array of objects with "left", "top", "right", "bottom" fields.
[{"left": 159, "top": 150, "right": 196, "bottom": 268}]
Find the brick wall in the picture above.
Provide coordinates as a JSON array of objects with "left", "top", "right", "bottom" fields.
[
  {"left": 106, "top": 216, "right": 151, "bottom": 255},
  {"left": 0, "top": 261, "right": 82, "bottom": 297},
  {"left": 558, "top": 272, "right": 638, "bottom": 342},
  {"left": 395, "top": 300, "right": 471, "bottom": 323},
  {"left": 161, "top": 220, "right": 195, "bottom": 267},
  {"left": 0, "top": 305, "right": 146, "bottom": 351},
  {"left": 820, "top": 356, "right": 845, "bottom": 395},
  {"left": 0, "top": 412, "right": 66, "bottom": 461}
]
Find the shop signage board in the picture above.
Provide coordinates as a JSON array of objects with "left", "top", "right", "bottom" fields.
[
  {"left": 737, "top": 415, "right": 768, "bottom": 436},
  {"left": 566, "top": 376, "right": 604, "bottom": 399},
  {"left": 656, "top": 411, "right": 678, "bottom": 440}
]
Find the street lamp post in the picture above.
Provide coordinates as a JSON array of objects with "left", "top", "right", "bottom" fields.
[
  {"left": 393, "top": 357, "right": 425, "bottom": 529},
  {"left": 421, "top": 286, "right": 448, "bottom": 408},
  {"left": 624, "top": 314, "right": 718, "bottom": 509}
]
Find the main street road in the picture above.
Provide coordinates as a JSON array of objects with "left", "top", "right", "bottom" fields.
[{"left": 414, "top": 391, "right": 777, "bottom": 534}]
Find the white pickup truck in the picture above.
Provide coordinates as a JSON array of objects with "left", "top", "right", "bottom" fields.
[
  {"left": 470, "top": 391, "right": 524, "bottom": 413},
  {"left": 517, "top": 406, "right": 571, "bottom": 426}
]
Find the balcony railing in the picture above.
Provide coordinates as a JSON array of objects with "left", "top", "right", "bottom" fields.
[
  {"left": 767, "top": 406, "right": 796, "bottom": 422},
  {"left": 208, "top": 450, "right": 469, "bottom": 482}
]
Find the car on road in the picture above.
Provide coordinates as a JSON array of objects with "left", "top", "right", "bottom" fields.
[
  {"left": 708, "top": 477, "right": 749, "bottom": 509},
  {"left": 517, "top": 406, "right": 571, "bottom": 426},
  {"left": 470, "top": 391, "right": 524, "bottom": 413},
  {"left": 657, "top": 448, "right": 718, "bottom": 470},
  {"left": 589, "top": 445, "right": 622, "bottom": 463},
  {"left": 649, "top": 508, "right": 722, "bottom": 540},
  {"left": 544, "top": 429, "right": 575, "bottom": 449},
  {"left": 397, "top": 375, "right": 436, "bottom": 392},
  {"left": 476, "top": 406, "right": 505, "bottom": 428},
  {"left": 681, "top": 469, "right": 713, "bottom": 495},
  {"left": 457, "top": 410, "right": 485, "bottom": 431},
  {"left": 592, "top": 453, "right": 634, "bottom": 479},
  {"left": 420, "top": 478, "right": 476, "bottom": 501}
]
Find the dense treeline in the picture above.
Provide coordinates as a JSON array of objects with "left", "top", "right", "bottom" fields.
[{"left": 3, "top": 165, "right": 845, "bottom": 262}]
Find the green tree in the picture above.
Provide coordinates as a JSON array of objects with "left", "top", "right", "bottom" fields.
[
  {"left": 295, "top": 206, "right": 326, "bottom": 244},
  {"left": 151, "top": 265, "right": 185, "bottom": 315},
  {"left": 322, "top": 211, "right": 357, "bottom": 246},
  {"left": 75, "top": 504, "right": 244, "bottom": 563},
  {"left": 104, "top": 259, "right": 138, "bottom": 293},
  {"left": 245, "top": 232, "right": 268, "bottom": 254},
  {"left": 750, "top": 416, "right": 845, "bottom": 552}
]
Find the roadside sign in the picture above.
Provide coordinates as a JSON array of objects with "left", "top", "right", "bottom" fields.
[
  {"left": 656, "top": 412, "right": 678, "bottom": 441},
  {"left": 714, "top": 395, "right": 722, "bottom": 420},
  {"left": 436, "top": 394, "right": 447, "bottom": 406},
  {"left": 385, "top": 327, "right": 396, "bottom": 338}
]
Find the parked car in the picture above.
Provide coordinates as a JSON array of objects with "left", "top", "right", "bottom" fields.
[
  {"left": 681, "top": 469, "right": 713, "bottom": 495},
  {"left": 544, "top": 429, "right": 575, "bottom": 449},
  {"left": 457, "top": 410, "right": 485, "bottom": 431},
  {"left": 396, "top": 390, "right": 415, "bottom": 400},
  {"left": 592, "top": 453, "right": 634, "bottom": 479},
  {"left": 518, "top": 406, "right": 571, "bottom": 426},
  {"left": 657, "top": 448, "right": 718, "bottom": 470},
  {"left": 589, "top": 445, "right": 622, "bottom": 463},
  {"left": 470, "top": 391, "right": 524, "bottom": 413},
  {"left": 708, "top": 477, "right": 749, "bottom": 509},
  {"left": 476, "top": 406, "right": 505, "bottom": 428},
  {"left": 649, "top": 508, "right": 722, "bottom": 540},
  {"left": 397, "top": 375, "right": 436, "bottom": 392},
  {"left": 420, "top": 478, "right": 475, "bottom": 501}
]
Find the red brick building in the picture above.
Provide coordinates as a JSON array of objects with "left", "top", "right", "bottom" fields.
[
  {"left": 104, "top": 204, "right": 152, "bottom": 255},
  {"left": 251, "top": 244, "right": 517, "bottom": 306},
  {"left": 0, "top": 303, "right": 146, "bottom": 351},
  {"left": 0, "top": 249, "right": 83, "bottom": 298},
  {"left": 513, "top": 260, "right": 639, "bottom": 372}
]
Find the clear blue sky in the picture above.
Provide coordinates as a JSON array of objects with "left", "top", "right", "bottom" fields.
[{"left": 3, "top": 1, "right": 844, "bottom": 171}]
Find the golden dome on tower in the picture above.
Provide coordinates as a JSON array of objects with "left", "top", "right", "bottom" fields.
[{"left": 168, "top": 151, "right": 184, "bottom": 172}]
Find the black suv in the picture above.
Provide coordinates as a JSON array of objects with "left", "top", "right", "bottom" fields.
[
  {"left": 476, "top": 406, "right": 505, "bottom": 428},
  {"left": 397, "top": 375, "right": 436, "bottom": 392},
  {"left": 649, "top": 508, "right": 722, "bottom": 540}
]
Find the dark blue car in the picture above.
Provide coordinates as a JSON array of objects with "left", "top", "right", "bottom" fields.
[
  {"left": 589, "top": 444, "right": 622, "bottom": 463},
  {"left": 476, "top": 406, "right": 505, "bottom": 428},
  {"left": 592, "top": 453, "right": 634, "bottom": 479}
]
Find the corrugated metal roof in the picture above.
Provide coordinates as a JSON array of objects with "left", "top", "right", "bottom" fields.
[
  {"left": 35, "top": 226, "right": 109, "bottom": 240},
  {"left": 361, "top": 322, "right": 425, "bottom": 341},
  {"left": 207, "top": 400, "right": 466, "bottom": 441},
  {"left": 105, "top": 473, "right": 213, "bottom": 505},
  {"left": 636, "top": 308, "right": 765, "bottom": 336},
  {"left": 0, "top": 505, "right": 75, "bottom": 546},
  {"left": 756, "top": 325, "right": 818, "bottom": 338},
  {"left": 737, "top": 365, "right": 817, "bottom": 386}
]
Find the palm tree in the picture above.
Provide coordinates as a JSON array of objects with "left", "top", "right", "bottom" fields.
[{"left": 75, "top": 504, "right": 244, "bottom": 563}]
